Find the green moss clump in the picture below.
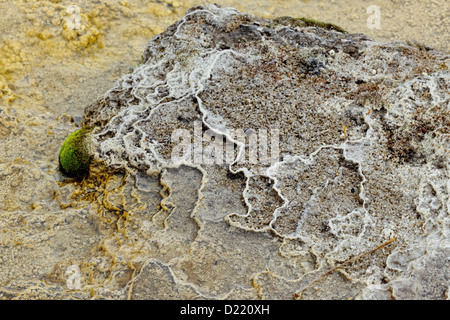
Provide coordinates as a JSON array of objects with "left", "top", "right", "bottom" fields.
[
  {"left": 298, "top": 17, "right": 347, "bottom": 33},
  {"left": 271, "top": 16, "right": 347, "bottom": 33},
  {"left": 58, "top": 126, "right": 93, "bottom": 178}
]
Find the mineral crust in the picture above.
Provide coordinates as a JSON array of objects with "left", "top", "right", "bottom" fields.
[{"left": 77, "top": 5, "right": 449, "bottom": 299}]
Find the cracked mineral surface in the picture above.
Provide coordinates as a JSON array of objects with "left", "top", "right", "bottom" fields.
[
  {"left": 77, "top": 5, "right": 450, "bottom": 299},
  {"left": 1, "top": 3, "right": 449, "bottom": 300}
]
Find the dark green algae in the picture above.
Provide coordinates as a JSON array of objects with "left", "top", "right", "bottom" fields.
[
  {"left": 270, "top": 16, "right": 347, "bottom": 33},
  {"left": 58, "top": 126, "right": 92, "bottom": 178}
]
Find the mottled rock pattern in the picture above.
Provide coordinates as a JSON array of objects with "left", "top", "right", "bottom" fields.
[{"left": 77, "top": 5, "right": 449, "bottom": 299}]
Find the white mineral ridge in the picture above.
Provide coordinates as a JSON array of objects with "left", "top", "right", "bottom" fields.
[{"left": 82, "top": 5, "right": 449, "bottom": 299}]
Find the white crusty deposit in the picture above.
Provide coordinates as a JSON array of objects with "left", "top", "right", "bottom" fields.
[{"left": 79, "top": 5, "right": 449, "bottom": 299}]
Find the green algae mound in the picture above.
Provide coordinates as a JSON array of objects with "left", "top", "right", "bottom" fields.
[
  {"left": 271, "top": 16, "right": 347, "bottom": 33},
  {"left": 58, "top": 126, "right": 92, "bottom": 178}
]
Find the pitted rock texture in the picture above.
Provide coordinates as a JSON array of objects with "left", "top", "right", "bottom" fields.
[{"left": 76, "top": 5, "right": 449, "bottom": 299}]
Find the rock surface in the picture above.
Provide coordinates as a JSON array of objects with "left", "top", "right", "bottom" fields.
[{"left": 69, "top": 4, "right": 449, "bottom": 299}]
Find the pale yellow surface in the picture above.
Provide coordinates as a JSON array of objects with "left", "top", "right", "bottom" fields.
[{"left": 0, "top": 0, "right": 448, "bottom": 299}]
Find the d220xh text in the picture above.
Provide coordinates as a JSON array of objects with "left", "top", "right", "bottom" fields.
[{"left": 224, "top": 304, "right": 269, "bottom": 315}]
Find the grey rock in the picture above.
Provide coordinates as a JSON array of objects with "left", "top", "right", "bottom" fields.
[{"left": 82, "top": 5, "right": 449, "bottom": 299}]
